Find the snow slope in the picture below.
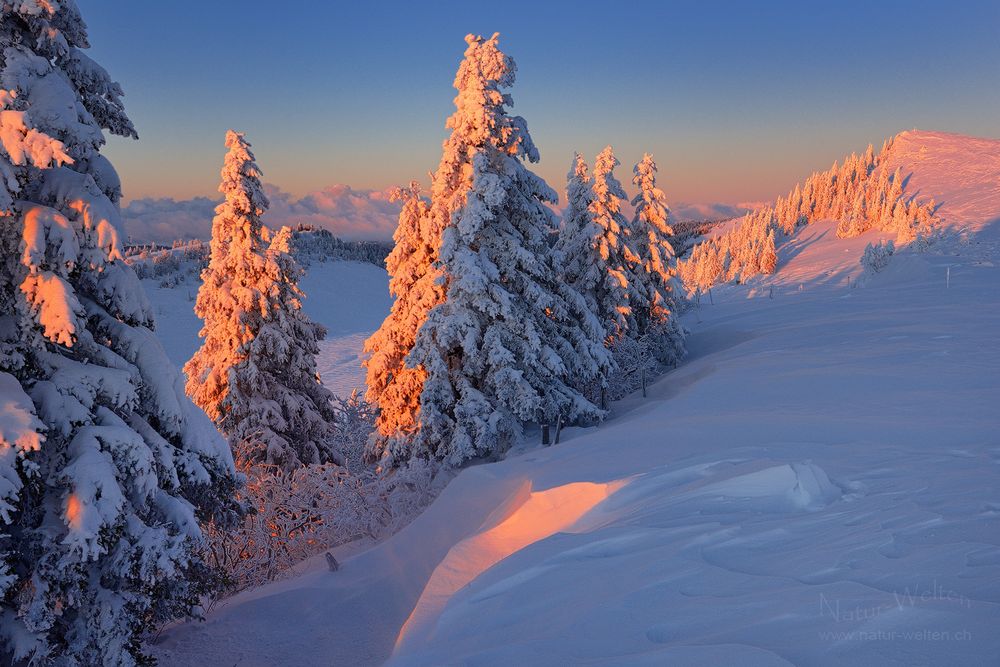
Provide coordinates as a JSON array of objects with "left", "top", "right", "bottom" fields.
[
  {"left": 152, "top": 131, "right": 1000, "bottom": 666},
  {"left": 145, "top": 260, "right": 391, "bottom": 397},
  {"left": 883, "top": 130, "right": 1000, "bottom": 232}
]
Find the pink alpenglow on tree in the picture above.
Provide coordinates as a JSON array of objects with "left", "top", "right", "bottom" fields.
[
  {"left": 558, "top": 146, "right": 648, "bottom": 343},
  {"left": 630, "top": 153, "right": 686, "bottom": 365},
  {"left": 185, "top": 131, "right": 338, "bottom": 471},
  {"left": 678, "top": 136, "right": 937, "bottom": 292},
  {"left": 0, "top": 3, "right": 241, "bottom": 665},
  {"left": 406, "top": 34, "right": 610, "bottom": 466},
  {"left": 363, "top": 182, "right": 441, "bottom": 464}
]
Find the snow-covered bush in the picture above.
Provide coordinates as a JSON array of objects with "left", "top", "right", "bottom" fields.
[
  {"left": 205, "top": 460, "right": 373, "bottom": 590},
  {"left": 205, "top": 452, "right": 448, "bottom": 594},
  {"left": 331, "top": 390, "right": 378, "bottom": 474},
  {"left": 0, "top": 5, "right": 242, "bottom": 664},
  {"left": 645, "top": 317, "right": 688, "bottom": 368},
  {"left": 909, "top": 227, "right": 939, "bottom": 253},
  {"left": 574, "top": 319, "right": 687, "bottom": 406},
  {"left": 606, "top": 336, "right": 658, "bottom": 402},
  {"left": 860, "top": 240, "right": 895, "bottom": 274}
]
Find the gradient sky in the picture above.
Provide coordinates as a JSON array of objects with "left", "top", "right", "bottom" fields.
[{"left": 80, "top": 0, "right": 1000, "bottom": 207}]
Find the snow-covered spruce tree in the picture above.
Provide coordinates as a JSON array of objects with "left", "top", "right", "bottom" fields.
[
  {"left": 580, "top": 146, "right": 649, "bottom": 341},
  {"left": 860, "top": 239, "right": 894, "bottom": 274},
  {"left": 0, "top": 4, "right": 241, "bottom": 664},
  {"left": 630, "top": 153, "right": 685, "bottom": 366},
  {"left": 760, "top": 227, "right": 778, "bottom": 274},
  {"left": 185, "top": 132, "right": 337, "bottom": 471},
  {"left": 245, "top": 224, "right": 339, "bottom": 466},
  {"left": 407, "top": 33, "right": 610, "bottom": 465},
  {"left": 362, "top": 182, "right": 441, "bottom": 464},
  {"left": 555, "top": 152, "right": 597, "bottom": 287}
]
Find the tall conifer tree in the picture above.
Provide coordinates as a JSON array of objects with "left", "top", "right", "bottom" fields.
[
  {"left": 408, "top": 34, "right": 609, "bottom": 465},
  {"left": 186, "top": 132, "right": 337, "bottom": 470},
  {"left": 363, "top": 183, "right": 441, "bottom": 463},
  {"left": 0, "top": 5, "right": 240, "bottom": 663},
  {"left": 631, "top": 153, "right": 685, "bottom": 364}
]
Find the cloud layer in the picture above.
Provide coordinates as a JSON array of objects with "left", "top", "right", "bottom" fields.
[
  {"left": 121, "top": 183, "right": 763, "bottom": 246},
  {"left": 670, "top": 201, "right": 767, "bottom": 222},
  {"left": 122, "top": 196, "right": 219, "bottom": 245},
  {"left": 122, "top": 184, "right": 403, "bottom": 245}
]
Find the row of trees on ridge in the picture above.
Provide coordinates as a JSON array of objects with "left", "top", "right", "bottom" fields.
[{"left": 678, "top": 138, "right": 938, "bottom": 292}]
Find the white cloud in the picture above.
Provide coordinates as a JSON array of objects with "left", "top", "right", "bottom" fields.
[
  {"left": 121, "top": 196, "right": 218, "bottom": 245},
  {"left": 121, "top": 183, "right": 764, "bottom": 246},
  {"left": 670, "top": 201, "right": 766, "bottom": 222},
  {"left": 122, "top": 184, "right": 403, "bottom": 245},
  {"left": 262, "top": 184, "right": 401, "bottom": 242}
]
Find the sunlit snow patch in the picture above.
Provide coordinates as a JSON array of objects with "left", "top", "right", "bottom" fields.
[{"left": 393, "top": 478, "right": 628, "bottom": 653}]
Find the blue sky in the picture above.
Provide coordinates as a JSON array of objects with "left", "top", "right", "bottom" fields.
[{"left": 80, "top": 0, "right": 1000, "bottom": 206}]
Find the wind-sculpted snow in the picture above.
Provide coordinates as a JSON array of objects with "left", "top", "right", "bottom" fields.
[
  {"left": 882, "top": 130, "right": 1000, "bottom": 232},
  {"left": 678, "top": 461, "right": 841, "bottom": 512},
  {"left": 152, "top": 130, "right": 999, "bottom": 666},
  {"left": 384, "top": 249, "right": 1000, "bottom": 666},
  {"left": 394, "top": 478, "right": 629, "bottom": 654}
]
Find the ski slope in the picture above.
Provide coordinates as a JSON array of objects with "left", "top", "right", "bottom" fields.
[{"left": 151, "top": 131, "right": 1000, "bottom": 666}]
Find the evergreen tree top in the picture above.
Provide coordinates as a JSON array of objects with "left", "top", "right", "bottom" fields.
[
  {"left": 569, "top": 152, "right": 590, "bottom": 185},
  {"left": 2, "top": 0, "right": 136, "bottom": 142},
  {"left": 219, "top": 130, "right": 269, "bottom": 217},
  {"left": 632, "top": 152, "right": 672, "bottom": 236},
  {"left": 445, "top": 32, "right": 538, "bottom": 162},
  {"left": 593, "top": 146, "right": 627, "bottom": 203}
]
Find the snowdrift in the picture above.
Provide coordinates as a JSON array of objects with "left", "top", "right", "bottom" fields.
[{"left": 152, "top": 130, "right": 1000, "bottom": 666}]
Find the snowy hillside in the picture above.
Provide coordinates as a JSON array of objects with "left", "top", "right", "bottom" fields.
[
  {"left": 882, "top": 130, "right": 1000, "bottom": 232},
  {"left": 152, "top": 131, "right": 1000, "bottom": 666}
]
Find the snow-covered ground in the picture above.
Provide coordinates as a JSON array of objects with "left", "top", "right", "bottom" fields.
[
  {"left": 883, "top": 130, "right": 1000, "bottom": 232},
  {"left": 151, "top": 131, "right": 1000, "bottom": 666},
  {"left": 145, "top": 260, "right": 392, "bottom": 397}
]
